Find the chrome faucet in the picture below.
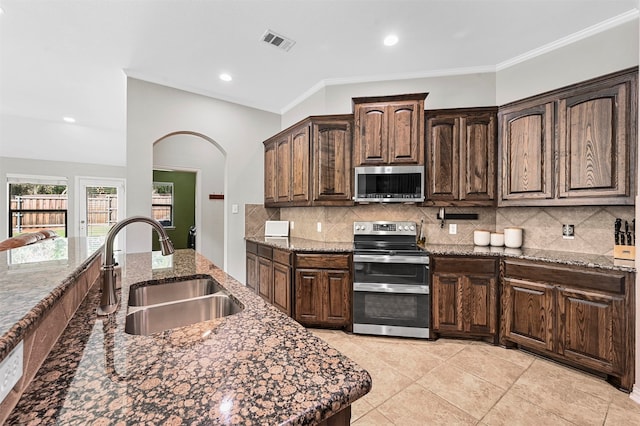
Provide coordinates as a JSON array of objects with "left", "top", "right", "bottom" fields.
[{"left": 97, "top": 216, "right": 175, "bottom": 315}]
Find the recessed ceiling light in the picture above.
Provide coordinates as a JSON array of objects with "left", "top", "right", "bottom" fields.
[
  {"left": 63, "top": 116, "right": 76, "bottom": 123},
  {"left": 383, "top": 34, "right": 399, "bottom": 46},
  {"left": 219, "top": 73, "right": 232, "bottom": 82}
]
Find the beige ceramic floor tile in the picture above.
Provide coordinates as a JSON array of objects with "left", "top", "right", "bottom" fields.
[
  {"left": 351, "top": 398, "right": 375, "bottom": 422},
  {"left": 418, "top": 363, "right": 506, "bottom": 420},
  {"left": 359, "top": 361, "right": 415, "bottom": 407},
  {"left": 447, "top": 343, "right": 529, "bottom": 389},
  {"left": 510, "top": 359, "right": 609, "bottom": 425},
  {"left": 605, "top": 394, "right": 640, "bottom": 425},
  {"left": 377, "top": 383, "right": 477, "bottom": 425},
  {"left": 352, "top": 408, "right": 394, "bottom": 425},
  {"left": 471, "top": 341, "right": 536, "bottom": 368},
  {"left": 357, "top": 338, "right": 444, "bottom": 378},
  {"left": 482, "top": 392, "right": 574, "bottom": 426}
]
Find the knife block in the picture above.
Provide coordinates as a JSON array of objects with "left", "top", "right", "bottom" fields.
[{"left": 613, "top": 245, "right": 635, "bottom": 260}]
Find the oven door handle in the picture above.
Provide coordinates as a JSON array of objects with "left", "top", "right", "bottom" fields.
[
  {"left": 353, "top": 254, "right": 429, "bottom": 264},
  {"left": 353, "top": 282, "right": 430, "bottom": 294}
]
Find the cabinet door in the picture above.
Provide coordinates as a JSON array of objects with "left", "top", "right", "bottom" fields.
[
  {"left": 275, "top": 136, "right": 291, "bottom": 203},
  {"left": 264, "top": 142, "right": 277, "bottom": 205},
  {"left": 313, "top": 120, "right": 353, "bottom": 204},
  {"left": 323, "top": 270, "right": 351, "bottom": 326},
  {"left": 257, "top": 257, "right": 273, "bottom": 302},
  {"left": 556, "top": 287, "right": 625, "bottom": 374},
  {"left": 246, "top": 251, "right": 258, "bottom": 293},
  {"left": 272, "top": 262, "right": 291, "bottom": 315},
  {"left": 503, "top": 277, "right": 554, "bottom": 352},
  {"left": 355, "top": 104, "right": 388, "bottom": 165},
  {"left": 295, "top": 269, "right": 323, "bottom": 324},
  {"left": 466, "top": 274, "right": 497, "bottom": 335},
  {"left": 500, "top": 102, "right": 554, "bottom": 202},
  {"left": 431, "top": 273, "right": 463, "bottom": 332},
  {"left": 290, "top": 125, "right": 310, "bottom": 203},
  {"left": 388, "top": 101, "right": 422, "bottom": 165},
  {"left": 460, "top": 113, "right": 496, "bottom": 203},
  {"left": 558, "top": 80, "right": 631, "bottom": 200},
  {"left": 426, "top": 116, "right": 459, "bottom": 202}
]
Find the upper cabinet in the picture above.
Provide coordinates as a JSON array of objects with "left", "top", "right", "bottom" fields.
[
  {"left": 425, "top": 107, "right": 497, "bottom": 206},
  {"left": 353, "top": 93, "right": 428, "bottom": 166},
  {"left": 264, "top": 115, "right": 354, "bottom": 207},
  {"left": 499, "top": 68, "right": 637, "bottom": 206}
]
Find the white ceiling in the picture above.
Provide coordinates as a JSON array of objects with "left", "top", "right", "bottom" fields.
[{"left": 0, "top": 0, "right": 638, "bottom": 134}]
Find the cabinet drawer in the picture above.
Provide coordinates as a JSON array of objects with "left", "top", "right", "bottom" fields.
[
  {"left": 246, "top": 241, "right": 258, "bottom": 255},
  {"left": 504, "top": 260, "right": 625, "bottom": 294},
  {"left": 257, "top": 244, "right": 273, "bottom": 259},
  {"left": 273, "top": 248, "right": 292, "bottom": 266},
  {"left": 296, "top": 254, "right": 350, "bottom": 269},
  {"left": 432, "top": 256, "right": 496, "bottom": 274}
]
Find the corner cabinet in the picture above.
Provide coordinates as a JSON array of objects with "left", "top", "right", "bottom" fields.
[
  {"left": 264, "top": 115, "right": 353, "bottom": 207},
  {"left": 425, "top": 107, "right": 497, "bottom": 206},
  {"left": 502, "top": 259, "right": 634, "bottom": 391},
  {"left": 499, "top": 67, "right": 637, "bottom": 206},
  {"left": 431, "top": 256, "right": 499, "bottom": 340},
  {"left": 294, "top": 253, "right": 352, "bottom": 329},
  {"left": 353, "top": 93, "right": 428, "bottom": 166}
]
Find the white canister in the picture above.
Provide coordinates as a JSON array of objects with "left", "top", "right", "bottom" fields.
[
  {"left": 473, "top": 230, "right": 491, "bottom": 246},
  {"left": 490, "top": 232, "right": 504, "bottom": 247},
  {"left": 504, "top": 227, "right": 523, "bottom": 248}
]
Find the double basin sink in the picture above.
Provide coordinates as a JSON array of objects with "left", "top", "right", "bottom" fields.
[{"left": 124, "top": 277, "right": 243, "bottom": 336}]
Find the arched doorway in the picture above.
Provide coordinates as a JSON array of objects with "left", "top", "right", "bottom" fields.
[{"left": 152, "top": 131, "right": 226, "bottom": 267}]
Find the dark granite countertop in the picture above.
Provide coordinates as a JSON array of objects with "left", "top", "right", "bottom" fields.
[
  {"left": 245, "top": 236, "right": 635, "bottom": 273},
  {"left": 7, "top": 249, "right": 372, "bottom": 425},
  {"left": 0, "top": 237, "right": 100, "bottom": 360}
]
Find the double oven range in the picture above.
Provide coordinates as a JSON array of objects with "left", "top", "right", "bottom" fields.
[{"left": 352, "top": 221, "right": 430, "bottom": 339}]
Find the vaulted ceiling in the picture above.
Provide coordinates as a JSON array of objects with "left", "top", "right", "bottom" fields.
[{"left": 0, "top": 0, "right": 637, "bottom": 134}]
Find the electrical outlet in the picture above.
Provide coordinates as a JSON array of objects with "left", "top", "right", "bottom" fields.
[
  {"left": 231, "top": 204, "right": 239, "bottom": 214},
  {"left": 449, "top": 223, "right": 457, "bottom": 235},
  {"left": 0, "top": 340, "right": 23, "bottom": 404},
  {"left": 290, "top": 221, "right": 294, "bottom": 230},
  {"left": 317, "top": 222, "right": 322, "bottom": 232}
]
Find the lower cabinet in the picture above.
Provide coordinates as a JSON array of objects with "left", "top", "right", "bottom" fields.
[
  {"left": 294, "top": 253, "right": 352, "bottom": 329},
  {"left": 431, "top": 256, "right": 499, "bottom": 340},
  {"left": 246, "top": 241, "right": 352, "bottom": 329},
  {"left": 502, "top": 259, "right": 634, "bottom": 391},
  {"left": 246, "top": 241, "right": 292, "bottom": 316}
]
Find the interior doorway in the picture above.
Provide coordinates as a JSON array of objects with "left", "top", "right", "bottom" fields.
[{"left": 152, "top": 169, "right": 196, "bottom": 251}]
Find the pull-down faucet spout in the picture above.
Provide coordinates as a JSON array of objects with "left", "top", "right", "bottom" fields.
[{"left": 97, "top": 216, "right": 175, "bottom": 316}]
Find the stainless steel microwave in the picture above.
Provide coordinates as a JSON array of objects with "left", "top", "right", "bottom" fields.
[{"left": 353, "top": 165, "right": 425, "bottom": 203}]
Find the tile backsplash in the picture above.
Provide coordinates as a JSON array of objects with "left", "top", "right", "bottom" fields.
[{"left": 245, "top": 204, "right": 634, "bottom": 256}]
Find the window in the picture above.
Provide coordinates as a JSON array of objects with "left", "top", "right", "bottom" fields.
[
  {"left": 8, "top": 175, "right": 68, "bottom": 237},
  {"left": 152, "top": 182, "right": 173, "bottom": 227}
]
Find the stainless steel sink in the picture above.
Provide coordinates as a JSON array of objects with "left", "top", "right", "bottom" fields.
[
  {"left": 127, "top": 278, "right": 227, "bottom": 307},
  {"left": 125, "top": 294, "right": 243, "bottom": 336}
]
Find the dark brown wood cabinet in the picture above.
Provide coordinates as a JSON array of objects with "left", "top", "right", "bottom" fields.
[
  {"left": 499, "top": 67, "right": 637, "bottom": 206},
  {"left": 431, "top": 256, "right": 498, "bottom": 340},
  {"left": 425, "top": 107, "right": 497, "bottom": 206},
  {"left": 264, "top": 123, "right": 311, "bottom": 207},
  {"left": 264, "top": 116, "right": 353, "bottom": 207},
  {"left": 353, "top": 93, "right": 427, "bottom": 166},
  {"left": 312, "top": 117, "right": 353, "bottom": 205},
  {"left": 294, "top": 253, "right": 352, "bottom": 329},
  {"left": 246, "top": 241, "right": 292, "bottom": 316},
  {"left": 502, "top": 259, "right": 634, "bottom": 391}
]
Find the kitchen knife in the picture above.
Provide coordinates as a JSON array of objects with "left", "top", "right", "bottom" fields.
[{"left": 615, "top": 218, "right": 621, "bottom": 245}]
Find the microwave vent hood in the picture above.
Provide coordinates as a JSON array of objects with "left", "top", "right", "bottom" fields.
[{"left": 354, "top": 165, "right": 425, "bottom": 203}]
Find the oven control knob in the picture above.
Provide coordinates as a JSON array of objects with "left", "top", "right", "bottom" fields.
[
  {"left": 355, "top": 225, "right": 361, "bottom": 231},
  {"left": 410, "top": 225, "right": 415, "bottom": 231}
]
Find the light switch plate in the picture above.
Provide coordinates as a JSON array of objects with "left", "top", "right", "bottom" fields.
[
  {"left": 449, "top": 223, "right": 457, "bottom": 235},
  {"left": 0, "top": 340, "right": 23, "bottom": 404},
  {"left": 317, "top": 222, "right": 322, "bottom": 232}
]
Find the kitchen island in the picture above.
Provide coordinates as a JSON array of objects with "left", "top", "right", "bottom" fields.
[{"left": 5, "top": 248, "right": 371, "bottom": 424}]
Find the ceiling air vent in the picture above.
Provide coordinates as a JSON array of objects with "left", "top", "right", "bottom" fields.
[{"left": 261, "top": 29, "right": 296, "bottom": 52}]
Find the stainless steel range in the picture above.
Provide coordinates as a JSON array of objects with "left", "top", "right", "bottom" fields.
[{"left": 352, "top": 221, "right": 430, "bottom": 339}]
